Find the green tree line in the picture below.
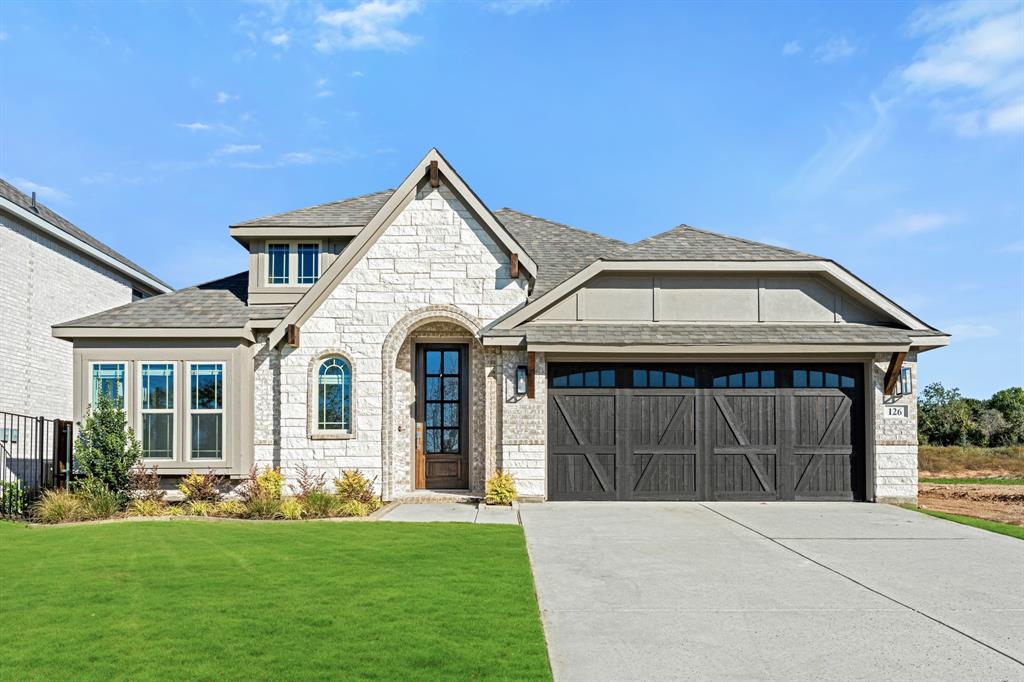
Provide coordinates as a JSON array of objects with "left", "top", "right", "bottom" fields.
[{"left": 918, "top": 384, "right": 1024, "bottom": 447}]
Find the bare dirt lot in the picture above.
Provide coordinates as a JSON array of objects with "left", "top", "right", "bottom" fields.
[{"left": 918, "top": 483, "right": 1024, "bottom": 526}]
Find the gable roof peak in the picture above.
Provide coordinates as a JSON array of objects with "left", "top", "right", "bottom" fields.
[{"left": 613, "top": 223, "right": 821, "bottom": 261}]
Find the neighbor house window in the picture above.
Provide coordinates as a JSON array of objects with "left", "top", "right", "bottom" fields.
[
  {"left": 297, "top": 243, "right": 320, "bottom": 284},
  {"left": 91, "top": 363, "right": 125, "bottom": 408},
  {"left": 318, "top": 357, "right": 351, "bottom": 431},
  {"left": 267, "top": 244, "right": 290, "bottom": 285},
  {"left": 140, "top": 363, "right": 174, "bottom": 459},
  {"left": 189, "top": 363, "right": 224, "bottom": 459}
]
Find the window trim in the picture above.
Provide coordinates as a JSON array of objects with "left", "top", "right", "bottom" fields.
[
  {"left": 264, "top": 240, "right": 322, "bottom": 287},
  {"left": 307, "top": 351, "right": 356, "bottom": 440},
  {"left": 137, "top": 362, "right": 176, "bottom": 461},
  {"left": 186, "top": 361, "right": 227, "bottom": 462},
  {"left": 89, "top": 361, "right": 126, "bottom": 409}
]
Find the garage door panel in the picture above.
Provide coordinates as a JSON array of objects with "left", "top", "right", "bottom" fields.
[
  {"left": 548, "top": 392, "right": 619, "bottom": 500},
  {"left": 710, "top": 393, "right": 778, "bottom": 499},
  {"left": 792, "top": 391, "right": 857, "bottom": 500}
]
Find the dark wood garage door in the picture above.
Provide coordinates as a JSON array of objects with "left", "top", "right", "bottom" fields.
[{"left": 548, "top": 364, "right": 864, "bottom": 501}]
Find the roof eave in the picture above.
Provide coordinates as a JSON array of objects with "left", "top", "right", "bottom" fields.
[{"left": 52, "top": 326, "right": 254, "bottom": 342}]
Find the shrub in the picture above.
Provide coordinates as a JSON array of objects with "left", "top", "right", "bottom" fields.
[
  {"left": 75, "top": 479, "right": 121, "bottom": 519},
  {"left": 1, "top": 481, "right": 27, "bottom": 516},
  {"left": 129, "top": 466, "right": 165, "bottom": 502},
  {"left": 337, "top": 499, "right": 370, "bottom": 518},
  {"left": 280, "top": 498, "right": 304, "bottom": 520},
  {"left": 239, "top": 466, "right": 284, "bottom": 502},
  {"left": 74, "top": 393, "right": 143, "bottom": 502},
  {"left": 31, "top": 489, "right": 84, "bottom": 524},
  {"left": 185, "top": 500, "right": 215, "bottom": 517},
  {"left": 335, "top": 470, "right": 381, "bottom": 510},
  {"left": 302, "top": 490, "right": 339, "bottom": 518},
  {"left": 485, "top": 470, "right": 517, "bottom": 506},
  {"left": 178, "top": 471, "right": 223, "bottom": 502},
  {"left": 213, "top": 500, "right": 246, "bottom": 517},
  {"left": 166, "top": 505, "right": 185, "bottom": 517},
  {"left": 291, "top": 464, "right": 329, "bottom": 499},
  {"left": 244, "top": 497, "right": 283, "bottom": 520},
  {"left": 126, "top": 499, "right": 165, "bottom": 517}
]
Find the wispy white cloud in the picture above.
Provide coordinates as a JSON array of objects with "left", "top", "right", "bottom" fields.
[
  {"left": 230, "top": 149, "right": 355, "bottom": 170},
  {"left": 487, "top": 0, "right": 552, "bottom": 15},
  {"left": 902, "top": 1, "right": 1024, "bottom": 136},
  {"left": 874, "top": 211, "right": 961, "bottom": 236},
  {"left": 947, "top": 323, "right": 999, "bottom": 339},
  {"left": 315, "top": 0, "right": 421, "bottom": 52},
  {"left": 267, "top": 31, "right": 290, "bottom": 47},
  {"left": 13, "top": 179, "right": 67, "bottom": 202},
  {"left": 80, "top": 172, "right": 144, "bottom": 186},
  {"left": 782, "top": 40, "right": 802, "bottom": 56},
  {"left": 175, "top": 121, "right": 238, "bottom": 134},
  {"left": 315, "top": 90, "right": 333, "bottom": 98},
  {"left": 814, "top": 36, "right": 856, "bottom": 63},
  {"left": 215, "top": 144, "right": 262, "bottom": 155},
  {"left": 215, "top": 91, "right": 238, "bottom": 104},
  {"left": 350, "top": 70, "right": 364, "bottom": 77}
]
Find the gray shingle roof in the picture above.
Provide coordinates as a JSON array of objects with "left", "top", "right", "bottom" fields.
[
  {"left": 500, "top": 323, "right": 919, "bottom": 346},
  {"left": 611, "top": 225, "right": 819, "bottom": 261},
  {"left": 232, "top": 189, "right": 395, "bottom": 228},
  {"left": 0, "top": 178, "right": 171, "bottom": 291},
  {"left": 495, "top": 209, "right": 626, "bottom": 300},
  {"left": 56, "top": 272, "right": 249, "bottom": 329}
]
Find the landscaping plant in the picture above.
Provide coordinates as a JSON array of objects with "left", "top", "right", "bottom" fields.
[
  {"left": 185, "top": 500, "right": 215, "bottom": 517},
  {"left": 290, "top": 464, "right": 329, "bottom": 498},
  {"left": 244, "top": 497, "right": 283, "bottom": 520},
  {"left": 129, "top": 465, "right": 165, "bottom": 502},
  {"left": 337, "top": 499, "right": 370, "bottom": 518},
  {"left": 75, "top": 479, "right": 121, "bottom": 519},
  {"left": 178, "top": 471, "right": 224, "bottom": 502},
  {"left": 30, "top": 489, "right": 84, "bottom": 524},
  {"left": 280, "top": 498, "right": 304, "bottom": 520},
  {"left": 126, "top": 499, "right": 164, "bottom": 517},
  {"left": 213, "top": 500, "right": 246, "bottom": 517},
  {"left": 239, "top": 466, "right": 284, "bottom": 502},
  {"left": 0, "top": 481, "right": 27, "bottom": 516},
  {"left": 485, "top": 470, "right": 517, "bottom": 506},
  {"left": 301, "top": 490, "right": 339, "bottom": 518},
  {"left": 74, "top": 393, "right": 143, "bottom": 503},
  {"left": 335, "top": 470, "right": 382, "bottom": 511}
]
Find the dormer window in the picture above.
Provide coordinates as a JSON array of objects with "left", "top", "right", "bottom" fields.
[{"left": 266, "top": 242, "right": 320, "bottom": 286}]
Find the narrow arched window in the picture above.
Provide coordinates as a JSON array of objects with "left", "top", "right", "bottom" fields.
[{"left": 318, "top": 357, "right": 351, "bottom": 431}]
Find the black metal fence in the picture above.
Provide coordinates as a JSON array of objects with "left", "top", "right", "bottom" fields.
[{"left": 1, "top": 411, "right": 73, "bottom": 516}]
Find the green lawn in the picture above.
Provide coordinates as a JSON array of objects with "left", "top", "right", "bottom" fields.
[
  {"left": 0, "top": 520, "right": 551, "bottom": 682},
  {"left": 902, "top": 506, "right": 1024, "bottom": 540},
  {"left": 919, "top": 476, "right": 1024, "bottom": 485}
]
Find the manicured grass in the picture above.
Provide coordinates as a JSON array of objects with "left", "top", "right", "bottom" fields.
[
  {"left": 920, "top": 476, "right": 1024, "bottom": 485},
  {"left": 902, "top": 506, "right": 1024, "bottom": 540},
  {"left": 0, "top": 520, "right": 551, "bottom": 682}
]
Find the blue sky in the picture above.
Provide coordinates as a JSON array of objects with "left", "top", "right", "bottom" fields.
[{"left": 1, "top": 0, "right": 1021, "bottom": 397}]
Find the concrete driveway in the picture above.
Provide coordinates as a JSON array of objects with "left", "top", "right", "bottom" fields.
[{"left": 520, "top": 502, "right": 1024, "bottom": 681}]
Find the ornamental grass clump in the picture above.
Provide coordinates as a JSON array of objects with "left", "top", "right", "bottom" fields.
[
  {"left": 337, "top": 499, "right": 370, "bottom": 518},
  {"left": 75, "top": 479, "right": 122, "bottom": 519},
  {"left": 301, "top": 490, "right": 339, "bottom": 518},
  {"left": 126, "top": 499, "right": 165, "bottom": 517},
  {"left": 185, "top": 500, "right": 215, "bottom": 517},
  {"left": 31, "top": 489, "right": 85, "bottom": 524},
  {"left": 280, "top": 498, "right": 304, "bottom": 520},
  {"left": 484, "top": 470, "right": 517, "bottom": 506},
  {"left": 213, "top": 500, "right": 245, "bottom": 518},
  {"left": 334, "top": 470, "right": 382, "bottom": 511}
]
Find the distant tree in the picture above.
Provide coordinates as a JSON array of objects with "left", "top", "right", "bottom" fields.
[
  {"left": 988, "top": 387, "right": 1024, "bottom": 445},
  {"left": 918, "top": 383, "right": 973, "bottom": 446}
]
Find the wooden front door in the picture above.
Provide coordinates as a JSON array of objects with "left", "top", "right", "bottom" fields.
[{"left": 417, "top": 344, "right": 468, "bottom": 489}]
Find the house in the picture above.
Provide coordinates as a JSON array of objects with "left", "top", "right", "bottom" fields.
[
  {"left": 1, "top": 179, "right": 172, "bottom": 420},
  {"left": 52, "top": 150, "right": 948, "bottom": 503}
]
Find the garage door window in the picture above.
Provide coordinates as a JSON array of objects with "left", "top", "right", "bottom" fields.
[
  {"left": 712, "top": 370, "right": 775, "bottom": 388},
  {"left": 551, "top": 367, "right": 616, "bottom": 388},
  {"left": 632, "top": 369, "right": 695, "bottom": 388},
  {"left": 793, "top": 369, "right": 855, "bottom": 389}
]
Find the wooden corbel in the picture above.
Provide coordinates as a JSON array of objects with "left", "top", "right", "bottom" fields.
[
  {"left": 527, "top": 351, "right": 536, "bottom": 399},
  {"left": 510, "top": 253, "right": 520, "bottom": 279},
  {"left": 286, "top": 323, "right": 301, "bottom": 348},
  {"left": 429, "top": 160, "right": 440, "bottom": 188},
  {"left": 883, "top": 351, "right": 906, "bottom": 396}
]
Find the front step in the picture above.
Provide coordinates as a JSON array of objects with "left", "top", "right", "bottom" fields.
[{"left": 391, "top": 490, "right": 481, "bottom": 505}]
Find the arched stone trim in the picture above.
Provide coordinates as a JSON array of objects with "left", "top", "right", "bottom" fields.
[
  {"left": 381, "top": 305, "right": 484, "bottom": 499},
  {"left": 307, "top": 350, "right": 357, "bottom": 440}
]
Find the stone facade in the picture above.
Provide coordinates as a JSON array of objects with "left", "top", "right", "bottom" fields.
[
  {"left": 252, "top": 185, "right": 530, "bottom": 497},
  {"left": 872, "top": 351, "right": 919, "bottom": 503},
  {"left": 0, "top": 212, "right": 135, "bottom": 419},
  {"left": 497, "top": 349, "right": 547, "bottom": 499}
]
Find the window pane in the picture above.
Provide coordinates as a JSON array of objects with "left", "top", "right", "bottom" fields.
[
  {"left": 142, "top": 413, "right": 173, "bottom": 459},
  {"left": 841, "top": 375, "right": 856, "bottom": 389},
  {"left": 442, "top": 429, "right": 460, "bottom": 453},
  {"left": 825, "top": 372, "right": 839, "bottom": 388},
  {"left": 318, "top": 359, "right": 350, "bottom": 430},
  {"left": 729, "top": 373, "right": 743, "bottom": 388},
  {"left": 443, "top": 377, "right": 459, "bottom": 400},
  {"left": 297, "top": 244, "right": 319, "bottom": 284},
  {"left": 761, "top": 370, "right": 775, "bottom": 388},
  {"left": 426, "top": 351, "right": 441, "bottom": 375},
  {"left": 744, "top": 371, "right": 759, "bottom": 387},
  {"left": 553, "top": 375, "right": 567, "bottom": 388},
  {"left": 142, "top": 363, "right": 174, "bottom": 410},
  {"left": 425, "top": 429, "right": 441, "bottom": 454},
  {"left": 664, "top": 372, "right": 680, "bottom": 388},
  {"left": 681, "top": 375, "right": 696, "bottom": 388},
  {"left": 600, "top": 369, "right": 616, "bottom": 387},
  {"left": 426, "top": 377, "right": 441, "bottom": 400},
  {"left": 568, "top": 372, "right": 583, "bottom": 387},
  {"left": 443, "top": 403, "right": 459, "bottom": 427},
  {"left": 713, "top": 375, "right": 726, "bottom": 388},
  {"left": 793, "top": 370, "right": 807, "bottom": 388},
  {"left": 584, "top": 370, "right": 599, "bottom": 387},
  {"left": 443, "top": 351, "right": 459, "bottom": 374},
  {"left": 268, "top": 244, "right": 290, "bottom": 284},
  {"left": 191, "top": 413, "right": 222, "bottom": 459},
  {"left": 426, "top": 403, "right": 441, "bottom": 427},
  {"left": 633, "top": 370, "right": 648, "bottom": 388},
  {"left": 191, "top": 364, "right": 223, "bottom": 409},
  {"left": 649, "top": 370, "right": 664, "bottom": 388},
  {"left": 809, "top": 371, "right": 823, "bottom": 388},
  {"left": 91, "top": 363, "right": 125, "bottom": 408}
]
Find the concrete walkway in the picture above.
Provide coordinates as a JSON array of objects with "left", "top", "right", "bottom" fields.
[
  {"left": 379, "top": 502, "right": 519, "bottom": 524},
  {"left": 520, "top": 502, "right": 1024, "bottom": 681}
]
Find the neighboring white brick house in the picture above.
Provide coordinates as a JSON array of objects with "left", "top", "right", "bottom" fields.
[
  {"left": 0, "top": 180, "right": 171, "bottom": 419},
  {"left": 53, "top": 149, "right": 948, "bottom": 504}
]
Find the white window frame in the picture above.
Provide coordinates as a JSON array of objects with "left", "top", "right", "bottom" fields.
[
  {"left": 138, "top": 362, "right": 176, "bottom": 461},
  {"left": 265, "top": 240, "right": 322, "bottom": 287},
  {"left": 186, "top": 361, "right": 226, "bottom": 462},
  {"left": 89, "top": 361, "right": 126, "bottom": 409}
]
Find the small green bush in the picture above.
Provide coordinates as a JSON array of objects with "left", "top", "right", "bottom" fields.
[
  {"left": 185, "top": 500, "right": 214, "bottom": 517},
  {"left": 245, "top": 497, "right": 283, "bottom": 520},
  {"left": 484, "top": 470, "right": 517, "bottom": 506},
  {"left": 280, "top": 498, "right": 304, "bottom": 520},
  {"left": 126, "top": 499, "right": 165, "bottom": 517},
  {"left": 337, "top": 499, "right": 370, "bottom": 518},
  {"left": 301, "top": 490, "right": 338, "bottom": 518},
  {"left": 178, "top": 471, "right": 224, "bottom": 502},
  {"left": 335, "top": 470, "right": 381, "bottom": 510},
  {"left": 74, "top": 393, "right": 143, "bottom": 503},
  {"left": 213, "top": 500, "right": 246, "bottom": 517},
  {"left": 31, "top": 489, "right": 84, "bottom": 524},
  {"left": 75, "top": 479, "right": 121, "bottom": 519},
  {"left": 1, "top": 481, "right": 27, "bottom": 516}
]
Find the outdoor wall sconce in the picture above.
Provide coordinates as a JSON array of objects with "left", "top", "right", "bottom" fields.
[{"left": 515, "top": 366, "right": 528, "bottom": 396}]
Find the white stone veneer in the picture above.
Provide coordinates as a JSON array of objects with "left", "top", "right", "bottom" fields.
[{"left": 872, "top": 351, "right": 919, "bottom": 503}]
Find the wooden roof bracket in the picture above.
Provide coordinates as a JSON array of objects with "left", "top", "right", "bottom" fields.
[
  {"left": 883, "top": 351, "right": 906, "bottom": 396},
  {"left": 286, "top": 323, "right": 301, "bottom": 348},
  {"left": 429, "top": 160, "right": 440, "bottom": 188},
  {"left": 510, "top": 252, "right": 519, "bottom": 279}
]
